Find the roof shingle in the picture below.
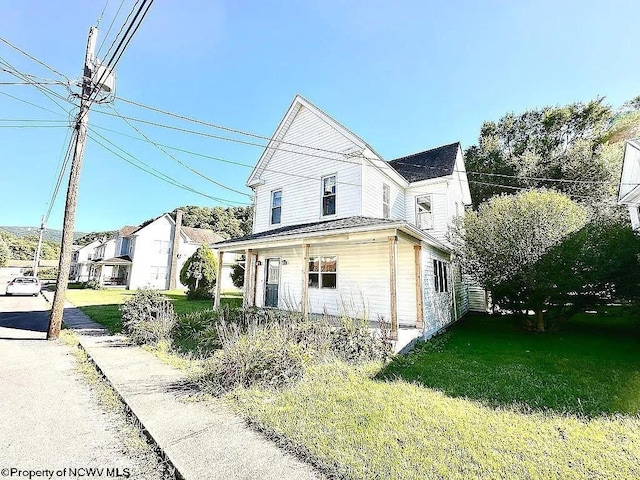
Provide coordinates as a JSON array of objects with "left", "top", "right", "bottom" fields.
[{"left": 388, "top": 142, "right": 459, "bottom": 183}]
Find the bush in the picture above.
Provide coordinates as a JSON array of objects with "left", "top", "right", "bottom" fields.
[
  {"left": 120, "top": 289, "right": 176, "bottom": 345},
  {"left": 197, "top": 322, "right": 306, "bottom": 394},
  {"left": 83, "top": 279, "right": 104, "bottom": 290},
  {"left": 180, "top": 245, "right": 217, "bottom": 300}
]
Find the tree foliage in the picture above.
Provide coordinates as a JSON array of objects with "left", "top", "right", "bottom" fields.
[
  {"left": 180, "top": 245, "right": 218, "bottom": 299},
  {"left": 451, "top": 190, "right": 587, "bottom": 330},
  {"left": 0, "top": 231, "right": 60, "bottom": 260},
  {"left": 464, "top": 97, "right": 635, "bottom": 212},
  {"left": 172, "top": 205, "right": 253, "bottom": 239},
  {"left": 0, "top": 237, "right": 9, "bottom": 267},
  {"left": 230, "top": 256, "right": 245, "bottom": 288}
]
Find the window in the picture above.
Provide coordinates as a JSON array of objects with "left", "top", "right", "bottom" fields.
[
  {"left": 383, "top": 184, "right": 390, "bottom": 219},
  {"left": 153, "top": 240, "right": 170, "bottom": 254},
  {"left": 308, "top": 255, "right": 337, "bottom": 289},
  {"left": 271, "top": 190, "right": 282, "bottom": 225},
  {"left": 150, "top": 266, "right": 167, "bottom": 282},
  {"left": 322, "top": 175, "right": 336, "bottom": 216},
  {"left": 416, "top": 195, "right": 433, "bottom": 229},
  {"left": 433, "top": 259, "right": 448, "bottom": 293}
]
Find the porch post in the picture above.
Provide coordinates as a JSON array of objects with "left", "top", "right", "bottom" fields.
[
  {"left": 301, "top": 244, "right": 310, "bottom": 317},
  {"left": 243, "top": 249, "right": 252, "bottom": 308},
  {"left": 214, "top": 250, "right": 223, "bottom": 309},
  {"left": 388, "top": 235, "right": 398, "bottom": 340},
  {"left": 252, "top": 253, "right": 259, "bottom": 307},
  {"left": 414, "top": 244, "right": 424, "bottom": 329}
]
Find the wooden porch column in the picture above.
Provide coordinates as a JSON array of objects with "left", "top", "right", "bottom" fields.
[
  {"left": 388, "top": 235, "right": 398, "bottom": 340},
  {"left": 414, "top": 244, "right": 424, "bottom": 329},
  {"left": 214, "top": 250, "right": 224, "bottom": 309},
  {"left": 252, "top": 253, "right": 259, "bottom": 307},
  {"left": 301, "top": 244, "right": 310, "bottom": 316},
  {"left": 243, "top": 249, "right": 253, "bottom": 308}
]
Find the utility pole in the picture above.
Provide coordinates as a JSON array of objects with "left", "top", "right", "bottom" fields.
[
  {"left": 48, "top": 27, "right": 98, "bottom": 340},
  {"left": 32, "top": 216, "right": 45, "bottom": 277}
]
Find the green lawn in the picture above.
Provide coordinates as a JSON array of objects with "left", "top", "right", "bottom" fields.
[
  {"left": 226, "top": 310, "right": 640, "bottom": 479},
  {"left": 65, "top": 289, "right": 241, "bottom": 333}
]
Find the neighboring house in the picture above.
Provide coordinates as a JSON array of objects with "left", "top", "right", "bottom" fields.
[
  {"left": 69, "top": 240, "right": 102, "bottom": 282},
  {"left": 213, "top": 95, "right": 477, "bottom": 348},
  {"left": 619, "top": 140, "right": 640, "bottom": 230},
  {"left": 88, "top": 214, "right": 226, "bottom": 290}
]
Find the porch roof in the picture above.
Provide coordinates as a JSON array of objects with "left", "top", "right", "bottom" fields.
[
  {"left": 94, "top": 255, "right": 132, "bottom": 266},
  {"left": 213, "top": 216, "right": 449, "bottom": 252}
]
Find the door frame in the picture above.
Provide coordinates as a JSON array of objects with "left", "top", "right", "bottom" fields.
[{"left": 264, "top": 257, "right": 281, "bottom": 308}]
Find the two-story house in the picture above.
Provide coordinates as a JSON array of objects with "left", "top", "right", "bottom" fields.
[
  {"left": 86, "top": 213, "right": 226, "bottom": 290},
  {"left": 69, "top": 240, "right": 102, "bottom": 282},
  {"left": 619, "top": 140, "right": 640, "bottom": 230},
  {"left": 213, "top": 95, "right": 475, "bottom": 347}
]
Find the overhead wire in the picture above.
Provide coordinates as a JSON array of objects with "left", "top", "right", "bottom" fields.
[
  {"left": 0, "top": 36, "right": 71, "bottom": 82},
  {"left": 96, "top": 0, "right": 127, "bottom": 57}
]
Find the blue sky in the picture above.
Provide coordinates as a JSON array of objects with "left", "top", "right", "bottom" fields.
[{"left": 1, "top": 0, "right": 639, "bottom": 232}]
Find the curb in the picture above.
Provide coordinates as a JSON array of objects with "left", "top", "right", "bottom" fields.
[{"left": 40, "top": 291, "right": 184, "bottom": 480}]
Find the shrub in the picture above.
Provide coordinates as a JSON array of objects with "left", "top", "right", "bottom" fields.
[
  {"left": 83, "top": 279, "right": 104, "bottom": 290},
  {"left": 329, "top": 317, "right": 392, "bottom": 363},
  {"left": 120, "top": 289, "right": 176, "bottom": 345},
  {"left": 197, "top": 322, "right": 306, "bottom": 394},
  {"left": 180, "top": 245, "right": 217, "bottom": 300}
]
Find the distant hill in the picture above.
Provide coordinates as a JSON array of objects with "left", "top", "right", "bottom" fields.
[{"left": 0, "top": 226, "right": 88, "bottom": 244}]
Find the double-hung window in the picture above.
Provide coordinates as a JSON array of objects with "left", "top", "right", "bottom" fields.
[
  {"left": 383, "top": 184, "right": 390, "bottom": 219},
  {"left": 322, "top": 175, "right": 336, "bottom": 216},
  {"left": 433, "top": 259, "right": 448, "bottom": 293},
  {"left": 154, "top": 240, "right": 170, "bottom": 254},
  {"left": 308, "top": 256, "right": 337, "bottom": 289},
  {"left": 271, "top": 190, "right": 282, "bottom": 225},
  {"left": 416, "top": 195, "right": 433, "bottom": 229}
]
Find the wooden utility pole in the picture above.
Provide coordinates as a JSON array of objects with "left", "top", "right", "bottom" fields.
[
  {"left": 32, "top": 216, "right": 45, "bottom": 277},
  {"left": 48, "top": 27, "right": 98, "bottom": 340}
]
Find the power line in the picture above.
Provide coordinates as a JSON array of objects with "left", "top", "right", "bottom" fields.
[
  {"left": 0, "top": 36, "right": 70, "bottom": 82},
  {"left": 87, "top": 130, "right": 248, "bottom": 206},
  {"left": 96, "top": 0, "right": 127, "bottom": 57},
  {"left": 106, "top": 103, "right": 252, "bottom": 197},
  {"left": 44, "top": 128, "right": 78, "bottom": 224}
]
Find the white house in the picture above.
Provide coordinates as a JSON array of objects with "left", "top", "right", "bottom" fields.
[
  {"left": 88, "top": 213, "right": 226, "bottom": 290},
  {"left": 619, "top": 140, "right": 640, "bottom": 230},
  {"left": 69, "top": 240, "right": 102, "bottom": 282},
  {"left": 213, "top": 95, "right": 477, "bottom": 348}
]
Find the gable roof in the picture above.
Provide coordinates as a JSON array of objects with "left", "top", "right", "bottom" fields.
[
  {"left": 118, "top": 225, "right": 138, "bottom": 237},
  {"left": 388, "top": 142, "right": 460, "bottom": 183},
  {"left": 246, "top": 95, "right": 384, "bottom": 188},
  {"left": 182, "top": 226, "right": 225, "bottom": 244}
]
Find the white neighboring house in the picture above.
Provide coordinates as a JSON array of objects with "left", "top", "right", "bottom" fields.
[
  {"left": 214, "top": 95, "right": 480, "bottom": 349},
  {"left": 88, "top": 213, "right": 226, "bottom": 290},
  {"left": 69, "top": 240, "right": 102, "bottom": 282},
  {"left": 619, "top": 140, "right": 640, "bottom": 230}
]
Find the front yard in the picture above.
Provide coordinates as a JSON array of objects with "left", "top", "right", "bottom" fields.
[{"left": 67, "top": 290, "right": 640, "bottom": 479}]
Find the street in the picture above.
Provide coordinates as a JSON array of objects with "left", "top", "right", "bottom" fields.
[{"left": 0, "top": 293, "right": 166, "bottom": 478}]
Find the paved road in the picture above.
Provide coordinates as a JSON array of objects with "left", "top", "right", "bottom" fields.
[{"left": 0, "top": 294, "right": 163, "bottom": 478}]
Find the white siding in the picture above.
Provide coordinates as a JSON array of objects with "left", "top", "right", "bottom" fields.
[
  {"left": 361, "top": 162, "right": 405, "bottom": 219},
  {"left": 405, "top": 182, "right": 451, "bottom": 245},
  {"left": 252, "top": 105, "right": 363, "bottom": 233},
  {"left": 128, "top": 216, "right": 174, "bottom": 290},
  {"left": 421, "top": 246, "right": 455, "bottom": 338}
]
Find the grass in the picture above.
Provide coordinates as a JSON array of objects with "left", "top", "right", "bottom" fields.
[
  {"left": 225, "top": 309, "right": 640, "bottom": 479},
  {"left": 65, "top": 288, "right": 241, "bottom": 333}
]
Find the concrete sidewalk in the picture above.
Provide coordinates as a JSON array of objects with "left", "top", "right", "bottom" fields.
[{"left": 42, "top": 291, "right": 321, "bottom": 480}]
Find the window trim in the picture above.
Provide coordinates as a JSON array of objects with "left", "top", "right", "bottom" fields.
[
  {"left": 416, "top": 194, "right": 434, "bottom": 230},
  {"left": 321, "top": 174, "right": 337, "bottom": 217},
  {"left": 308, "top": 255, "right": 338, "bottom": 289},
  {"left": 383, "top": 183, "right": 390, "bottom": 219},
  {"left": 270, "top": 189, "right": 282, "bottom": 225}
]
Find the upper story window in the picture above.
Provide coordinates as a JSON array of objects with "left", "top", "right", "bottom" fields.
[
  {"left": 322, "top": 175, "right": 336, "bottom": 216},
  {"left": 416, "top": 195, "right": 433, "bottom": 229},
  {"left": 271, "top": 190, "right": 282, "bottom": 225},
  {"left": 154, "top": 240, "right": 170, "bottom": 255},
  {"left": 383, "top": 184, "right": 390, "bottom": 219}
]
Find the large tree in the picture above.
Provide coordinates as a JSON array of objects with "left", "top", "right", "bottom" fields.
[
  {"left": 450, "top": 190, "right": 587, "bottom": 331},
  {"left": 464, "top": 98, "right": 626, "bottom": 212}
]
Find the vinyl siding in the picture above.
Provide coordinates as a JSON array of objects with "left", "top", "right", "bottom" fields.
[
  {"left": 252, "top": 105, "right": 363, "bottom": 233},
  {"left": 405, "top": 182, "right": 451, "bottom": 245},
  {"left": 361, "top": 162, "right": 405, "bottom": 220}
]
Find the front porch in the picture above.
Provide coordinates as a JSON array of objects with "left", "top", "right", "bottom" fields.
[{"left": 91, "top": 256, "right": 132, "bottom": 288}]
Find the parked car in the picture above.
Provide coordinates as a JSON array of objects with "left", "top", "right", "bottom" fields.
[{"left": 5, "top": 276, "right": 41, "bottom": 296}]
